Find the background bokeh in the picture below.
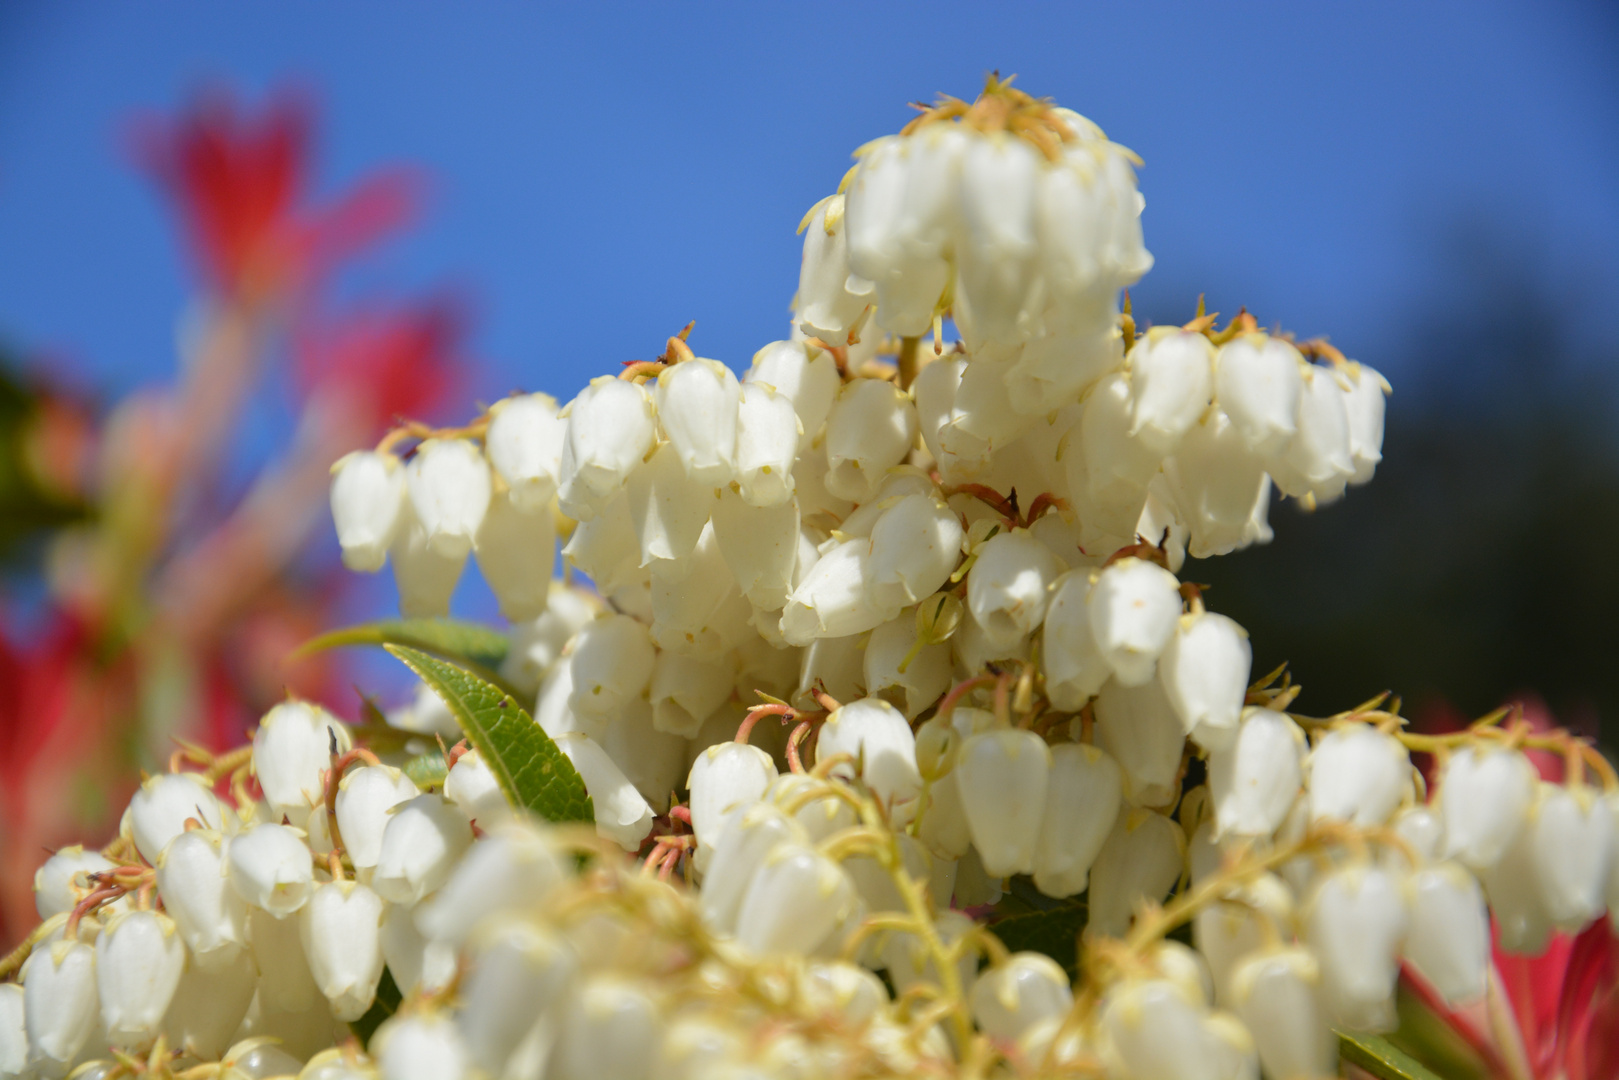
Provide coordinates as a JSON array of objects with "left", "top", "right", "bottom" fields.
[{"left": 1, "top": 1, "right": 1616, "bottom": 938}]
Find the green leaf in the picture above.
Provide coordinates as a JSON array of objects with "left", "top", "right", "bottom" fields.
[
  {"left": 386, "top": 645, "right": 593, "bottom": 824},
  {"left": 402, "top": 748, "right": 449, "bottom": 790},
  {"left": 347, "top": 966, "right": 401, "bottom": 1049},
  {"left": 987, "top": 901, "right": 1087, "bottom": 979},
  {"left": 1337, "top": 1030, "right": 1449, "bottom": 1080},
  {"left": 296, "top": 618, "right": 510, "bottom": 669}
]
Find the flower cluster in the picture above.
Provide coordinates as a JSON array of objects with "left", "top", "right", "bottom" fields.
[{"left": 4, "top": 75, "right": 1617, "bottom": 1080}]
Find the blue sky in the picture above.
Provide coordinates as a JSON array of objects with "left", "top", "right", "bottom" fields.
[{"left": 1, "top": 1, "right": 1615, "bottom": 410}]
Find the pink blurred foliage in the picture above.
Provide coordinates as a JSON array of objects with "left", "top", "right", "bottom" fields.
[{"left": 0, "top": 87, "right": 467, "bottom": 946}]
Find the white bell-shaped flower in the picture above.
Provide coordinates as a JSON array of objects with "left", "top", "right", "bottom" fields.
[
  {"left": 34, "top": 846, "right": 114, "bottom": 920},
  {"left": 780, "top": 537, "right": 884, "bottom": 645},
  {"left": 863, "top": 611, "right": 951, "bottom": 719},
  {"left": 226, "top": 822, "right": 314, "bottom": 917},
  {"left": 128, "top": 771, "right": 224, "bottom": 864},
  {"left": 1481, "top": 805, "right": 1557, "bottom": 955},
  {"left": 647, "top": 522, "right": 743, "bottom": 656},
  {"left": 566, "top": 614, "right": 655, "bottom": 719},
  {"left": 1438, "top": 745, "right": 1536, "bottom": 871},
  {"left": 22, "top": 935, "right": 98, "bottom": 1072},
  {"left": 252, "top": 699, "right": 351, "bottom": 827},
  {"left": 95, "top": 908, "right": 185, "bottom": 1049},
  {"left": 390, "top": 503, "right": 468, "bottom": 617},
  {"left": 796, "top": 194, "right": 875, "bottom": 344},
  {"left": 816, "top": 698, "right": 924, "bottom": 824},
  {"left": 737, "top": 842, "right": 859, "bottom": 956},
  {"left": 822, "top": 378, "right": 918, "bottom": 503},
  {"left": 0, "top": 984, "right": 25, "bottom": 1078},
  {"left": 1209, "top": 708, "right": 1304, "bottom": 839},
  {"left": 472, "top": 488, "right": 554, "bottom": 622},
  {"left": 1306, "top": 723, "right": 1410, "bottom": 828},
  {"left": 746, "top": 340, "right": 839, "bottom": 451},
  {"left": 549, "top": 732, "right": 655, "bottom": 852},
  {"left": 458, "top": 917, "right": 578, "bottom": 1079},
  {"left": 1343, "top": 362, "right": 1390, "bottom": 485},
  {"left": 298, "top": 879, "right": 385, "bottom": 1022},
  {"left": 1527, "top": 781, "right": 1613, "bottom": 931},
  {"left": 414, "top": 823, "right": 565, "bottom": 951},
  {"left": 1391, "top": 805, "right": 1445, "bottom": 867},
  {"left": 371, "top": 793, "right": 474, "bottom": 905},
  {"left": 560, "top": 487, "right": 639, "bottom": 595},
  {"left": 1033, "top": 743, "right": 1123, "bottom": 898},
  {"left": 1127, "top": 328, "right": 1216, "bottom": 455},
  {"left": 1041, "top": 570, "right": 1110, "bottom": 710},
  {"left": 966, "top": 530, "right": 1063, "bottom": 650},
  {"left": 699, "top": 803, "right": 807, "bottom": 936},
  {"left": 1087, "top": 556, "right": 1183, "bottom": 687},
  {"left": 375, "top": 1011, "right": 469, "bottom": 1080},
  {"left": 1213, "top": 335, "right": 1303, "bottom": 456},
  {"left": 625, "top": 441, "right": 716, "bottom": 568},
  {"left": 954, "top": 134, "right": 1041, "bottom": 345},
  {"left": 1194, "top": 872, "right": 1295, "bottom": 1005},
  {"left": 1081, "top": 371, "right": 1164, "bottom": 508},
  {"left": 598, "top": 700, "right": 685, "bottom": 811},
  {"left": 549, "top": 975, "right": 664, "bottom": 1080},
  {"left": 918, "top": 769, "right": 973, "bottom": 862},
  {"left": 154, "top": 827, "right": 248, "bottom": 971},
  {"left": 162, "top": 959, "right": 257, "bottom": 1061},
  {"left": 954, "top": 729, "right": 1051, "bottom": 878},
  {"left": 557, "top": 377, "right": 658, "bottom": 521},
  {"left": 687, "top": 741, "right": 778, "bottom": 863},
  {"left": 245, "top": 904, "right": 319, "bottom": 1012},
  {"left": 1403, "top": 862, "right": 1489, "bottom": 1006},
  {"left": 733, "top": 381, "right": 800, "bottom": 507},
  {"left": 404, "top": 438, "right": 491, "bottom": 559},
  {"left": 868, "top": 493, "right": 963, "bottom": 612},
  {"left": 1303, "top": 861, "right": 1409, "bottom": 1032},
  {"left": 1158, "top": 610, "right": 1251, "bottom": 751},
  {"left": 330, "top": 450, "right": 407, "bottom": 572},
  {"left": 334, "top": 764, "right": 421, "bottom": 870},
  {"left": 1164, "top": 409, "right": 1272, "bottom": 560},
  {"left": 443, "top": 749, "right": 508, "bottom": 828},
  {"left": 841, "top": 135, "right": 914, "bottom": 280},
  {"left": 1267, "top": 363, "right": 1354, "bottom": 503},
  {"left": 499, "top": 583, "right": 600, "bottom": 694},
  {"left": 970, "top": 952, "right": 1074, "bottom": 1043},
  {"left": 1096, "top": 977, "right": 1243, "bottom": 1080},
  {"left": 655, "top": 357, "right": 741, "bottom": 486},
  {"left": 647, "top": 651, "right": 732, "bottom": 739},
  {"left": 1093, "top": 676, "right": 1186, "bottom": 808},
  {"left": 381, "top": 901, "right": 456, "bottom": 998},
  {"left": 485, "top": 392, "right": 566, "bottom": 511},
  {"left": 1228, "top": 947, "right": 1335, "bottom": 1080},
  {"left": 1088, "top": 809, "right": 1186, "bottom": 938},
  {"left": 1007, "top": 323, "right": 1123, "bottom": 415},
  {"left": 711, "top": 490, "right": 799, "bottom": 611}
]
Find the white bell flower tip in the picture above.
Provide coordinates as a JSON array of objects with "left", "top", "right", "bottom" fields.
[
  {"left": 335, "top": 764, "right": 421, "bottom": 869},
  {"left": 128, "top": 771, "right": 225, "bottom": 865},
  {"left": 822, "top": 378, "right": 919, "bottom": 503},
  {"left": 1087, "top": 556, "right": 1183, "bottom": 688},
  {"left": 711, "top": 491, "right": 800, "bottom": 611},
  {"left": 747, "top": 340, "right": 840, "bottom": 450},
  {"left": 405, "top": 438, "right": 493, "bottom": 559},
  {"left": 557, "top": 377, "right": 659, "bottom": 518},
  {"left": 375, "top": 1012, "right": 471, "bottom": 1080},
  {"left": 1438, "top": 745, "right": 1537, "bottom": 871},
  {"left": 966, "top": 531, "right": 1065, "bottom": 649},
  {"left": 1209, "top": 708, "right": 1305, "bottom": 840},
  {"left": 1303, "top": 862, "right": 1410, "bottom": 1032},
  {"left": 22, "top": 937, "right": 99, "bottom": 1067},
  {"left": 969, "top": 952, "right": 1074, "bottom": 1043},
  {"left": 252, "top": 699, "right": 352, "bottom": 825},
  {"left": 299, "top": 880, "right": 386, "bottom": 1022},
  {"left": 371, "top": 793, "right": 475, "bottom": 905},
  {"left": 566, "top": 614, "right": 656, "bottom": 718},
  {"left": 686, "top": 740, "right": 779, "bottom": 855},
  {"left": 330, "top": 450, "right": 407, "bottom": 573},
  {"left": 1305, "top": 723, "right": 1411, "bottom": 830},
  {"left": 1087, "top": 809, "right": 1186, "bottom": 939},
  {"left": 863, "top": 612, "right": 952, "bottom": 720},
  {"left": 1041, "top": 570, "right": 1111, "bottom": 711},
  {"left": 95, "top": 908, "right": 186, "bottom": 1047},
  {"left": 655, "top": 357, "right": 742, "bottom": 486},
  {"left": 485, "top": 392, "right": 565, "bottom": 505},
  {"left": 550, "top": 732, "right": 656, "bottom": 852},
  {"left": 0, "top": 984, "right": 26, "bottom": 1076},
  {"left": 1033, "top": 742, "right": 1123, "bottom": 898},
  {"left": 955, "top": 729, "right": 1052, "bottom": 878},
  {"left": 814, "top": 698, "right": 924, "bottom": 823},
  {"left": 1228, "top": 947, "right": 1336, "bottom": 1080},
  {"left": 699, "top": 802, "right": 808, "bottom": 936},
  {"left": 471, "top": 488, "right": 555, "bottom": 623},
  {"left": 1404, "top": 862, "right": 1489, "bottom": 1006},
  {"left": 797, "top": 195, "right": 874, "bottom": 345},
  {"left": 1126, "top": 328, "right": 1216, "bottom": 456},
  {"left": 34, "top": 846, "right": 116, "bottom": 920},
  {"left": 734, "top": 381, "right": 801, "bottom": 507},
  {"left": 153, "top": 828, "right": 248, "bottom": 968},
  {"left": 737, "top": 842, "right": 859, "bottom": 956},
  {"left": 1213, "top": 335, "right": 1304, "bottom": 456},
  {"left": 1268, "top": 362, "right": 1355, "bottom": 498},
  {"left": 443, "top": 749, "right": 509, "bottom": 827},
  {"left": 780, "top": 538, "right": 885, "bottom": 646},
  {"left": 225, "top": 821, "right": 316, "bottom": 917},
  {"left": 868, "top": 493, "right": 964, "bottom": 612},
  {"left": 1527, "top": 781, "right": 1613, "bottom": 929},
  {"left": 1158, "top": 610, "right": 1252, "bottom": 741},
  {"left": 1343, "top": 361, "right": 1390, "bottom": 485}
]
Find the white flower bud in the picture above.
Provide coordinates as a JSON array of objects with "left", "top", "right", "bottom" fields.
[
  {"left": 1438, "top": 745, "right": 1536, "bottom": 871},
  {"left": 1093, "top": 676, "right": 1186, "bottom": 808},
  {"left": 970, "top": 952, "right": 1073, "bottom": 1042},
  {"left": 404, "top": 438, "right": 490, "bottom": 559},
  {"left": 227, "top": 822, "right": 314, "bottom": 917},
  {"left": 1081, "top": 371, "right": 1163, "bottom": 508},
  {"left": 648, "top": 522, "right": 745, "bottom": 656},
  {"left": 221, "top": 1040, "right": 304, "bottom": 1080},
  {"left": 1403, "top": 862, "right": 1489, "bottom": 1006},
  {"left": 1041, "top": 570, "right": 1109, "bottom": 710},
  {"left": 415, "top": 823, "right": 565, "bottom": 951},
  {"left": 34, "top": 846, "right": 114, "bottom": 921},
  {"left": 711, "top": 490, "right": 799, "bottom": 610},
  {"left": 560, "top": 487, "right": 640, "bottom": 594},
  {"left": 330, "top": 450, "right": 407, "bottom": 572},
  {"left": 1391, "top": 805, "right": 1444, "bottom": 867},
  {"left": 966, "top": 531, "right": 1063, "bottom": 650},
  {"left": 1480, "top": 808, "right": 1555, "bottom": 955},
  {"left": 371, "top": 794, "right": 474, "bottom": 905},
  {"left": 1007, "top": 322, "right": 1123, "bottom": 415},
  {"left": 22, "top": 935, "right": 98, "bottom": 1071},
  {"left": 863, "top": 611, "right": 951, "bottom": 720},
  {"left": 566, "top": 614, "right": 655, "bottom": 719},
  {"left": 95, "top": 909, "right": 185, "bottom": 1049},
  {"left": 1228, "top": 947, "right": 1335, "bottom": 1080},
  {"left": 954, "top": 136, "right": 1040, "bottom": 345},
  {"left": 549, "top": 976, "right": 663, "bottom": 1080},
  {"left": 598, "top": 699, "right": 685, "bottom": 812},
  {"left": 128, "top": 772, "right": 224, "bottom": 865},
  {"left": 1213, "top": 335, "right": 1303, "bottom": 456},
  {"left": 1097, "top": 977, "right": 1242, "bottom": 1080},
  {"left": 655, "top": 357, "right": 741, "bottom": 485},
  {"left": 1193, "top": 873, "right": 1294, "bottom": 1005},
  {"left": 700, "top": 803, "right": 807, "bottom": 936},
  {"left": 443, "top": 749, "right": 508, "bottom": 828},
  {"left": 1267, "top": 363, "right": 1354, "bottom": 503},
  {"left": 952, "top": 729, "right": 1050, "bottom": 879},
  {"left": 1127, "top": 329, "right": 1216, "bottom": 455},
  {"left": 746, "top": 340, "right": 839, "bottom": 451},
  {"left": 816, "top": 698, "right": 924, "bottom": 824},
  {"left": 485, "top": 392, "right": 566, "bottom": 510},
  {"left": 918, "top": 769, "right": 973, "bottom": 862},
  {"left": 780, "top": 537, "right": 883, "bottom": 646},
  {"left": 375, "top": 1012, "right": 468, "bottom": 1080},
  {"left": 1036, "top": 146, "right": 1146, "bottom": 309},
  {"left": 1164, "top": 409, "right": 1272, "bottom": 560},
  {"left": 550, "top": 732, "right": 655, "bottom": 852},
  {"left": 154, "top": 828, "right": 248, "bottom": 971},
  {"left": 1343, "top": 362, "right": 1389, "bottom": 485},
  {"left": 381, "top": 901, "right": 456, "bottom": 997},
  {"left": 1034, "top": 743, "right": 1123, "bottom": 898},
  {"left": 732, "top": 381, "right": 800, "bottom": 507},
  {"left": 1527, "top": 781, "right": 1612, "bottom": 931},
  {"left": 1306, "top": 723, "right": 1410, "bottom": 829},
  {"left": 557, "top": 377, "right": 658, "bottom": 521},
  {"left": 458, "top": 918, "right": 577, "bottom": 1079},
  {"left": 867, "top": 493, "right": 963, "bottom": 612},
  {"left": 737, "top": 843, "right": 859, "bottom": 956},
  {"left": 845, "top": 147, "right": 954, "bottom": 337},
  {"left": 472, "top": 488, "right": 554, "bottom": 622},
  {"left": 822, "top": 379, "right": 918, "bottom": 503},
  {"left": 1209, "top": 708, "right": 1304, "bottom": 839},
  {"left": 252, "top": 699, "right": 351, "bottom": 827},
  {"left": 0, "top": 984, "right": 24, "bottom": 1078},
  {"left": 625, "top": 441, "right": 717, "bottom": 568},
  {"left": 796, "top": 195, "right": 875, "bottom": 344},
  {"left": 1088, "top": 809, "right": 1186, "bottom": 938},
  {"left": 1158, "top": 610, "right": 1251, "bottom": 751},
  {"left": 499, "top": 583, "right": 600, "bottom": 695},
  {"left": 644, "top": 651, "right": 729, "bottom": 739},
  {"left": 1303, "top": 862, "right": 1409, "bottom": 1032},
  {"left": 335, "top": 764, "right": 422, "bottom": 870},
  {"left": 298, "top": 880, "right": 385, "bottom": 1022},
  {"left": 246, "top": 904, "right": 319, "bottom": 1012},
  {"left": 160, "top": 960, "right": 256, "bottom": 1061},
  {"left": 1088, "top": 557, "right": 1182, "bottom": 687},
  {"left": 687, "top": 741, "right": 778, "bottom": 866},
  {"left": 390, "top": 502, "right": 467, "bottom": 617}
]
